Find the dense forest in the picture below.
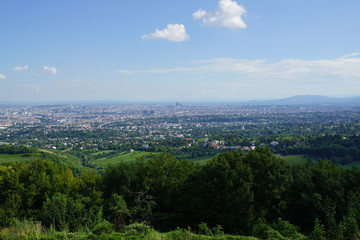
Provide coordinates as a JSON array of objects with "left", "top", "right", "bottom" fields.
[{"left": 1, "top": 147, "right": 360, "bottom": 239}]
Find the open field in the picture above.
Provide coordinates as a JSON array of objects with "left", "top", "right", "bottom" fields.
[
  {"left": 176, "top": 153, "right": 215, "bottom": 165},
  {"left": 95, "top": 151, "right": 152, "bottom": 165},
  {"left": 282, "top": 154, "right": 312, "bottom": 165},
  {"left": 95, "top": 151, "right": 216, "bottom": 166},
  {"left": 90, "top": 150, "right": 116, "bottom": 156},
  {"left": 343, "top": 161, "right": 360, "bottom": 169},
  {"left": 189, "top": 155, "right": 214, "bottom": 165},
  {"left": 0, "top": 152, "right": 43, "bottom": 164},
  {"left": 0, "top": 151, "right": 85, "bottom": 172}
]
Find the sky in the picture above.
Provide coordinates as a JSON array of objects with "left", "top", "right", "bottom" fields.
[{"left": 1, "top": 0, "right": 360, "bottom": 102}]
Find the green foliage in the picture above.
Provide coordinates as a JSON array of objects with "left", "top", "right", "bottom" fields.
[
  {"left": 42, "top": 193, "right": 68, "bottom": 230},
  {"left": 271, "top": 218, "right": 305, "bottom": 239},
  {"left": 212, "top": 225, "right": 224, "bottom": 236},
  {"left": 4, "top": 149, "right": 360, "bottom": 239},
  {"left": 198, "top": 222, "right": 213, "bottom": 236},
  {"left": 252, "top": 218, "right": 305, "bottom": 240},
  {"left": 309, "top": 219, "right": 326, "bottom": 240},
  {"left": 197, "top": 222, "right": 224, "bottom": 236},
  {"left": 340, "top": 208, "right": 359, "bottom": 240},
  {"left": 103, "top": 194, "right": 129, "bottom": 229},
  {"left": 0, "top": 219, "right": 43, "bottom": 240},
  {"left": 182, "top": 148, "right": 292, "bottom": 233},
  {"left": 0, "top": 144, "right": 37, "bottom": 154},
  {"left": 103, "top": 162, "right": 136, "bottom": 198},
  {"left": 91, "top": 220, "right": 114, "bottom": 235},
  {"left": 121, "top": 222, "right": 153, "bottom": 236}
]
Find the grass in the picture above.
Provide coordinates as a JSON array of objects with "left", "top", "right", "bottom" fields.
[
  {"left": 93, "top": 150, "right": 215, "bottom": 167},
  {"left": 0, "top": 220, "right": 259, "bottom": 240},
  {"left": 282, "top": 155, "right": 360, "bottom": 169},
  {"left": 0, "top": 151, "right": 86, "bottom": 173},
  {"left": 282, "top": 154, "right": 312, "bottom": 165},
  {"left": 90, "top": 150, "right": 116, "bottom": 156},
  {"left": 176, "top": 154, "right": 215, "bottom": 165},
  {"left": 276, "top": 136, "right": 294, "bottom": 140},
  {"left": 0, "top": 152, "right": 43, "bottom": 164},
  {"left": 342, "top": 161, "right": 360, "bottom": 169},
  {"left": 38, "top": 149, "right": 85, "bottom": 172},
  {"left": 197, "top": 137, "right": 208, "bottom": 142},
  {"left": 189, "top": 155, "right": 214, "bottom": 165},
  {"left": 95, "top": 151, "right": 152, "bottom": 166}
]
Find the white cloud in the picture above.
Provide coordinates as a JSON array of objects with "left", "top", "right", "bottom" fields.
[
  {"left": 40, "top": 66, "right": 57, "bottom": 75},
  {"left": 193, "top": 0, "right": 247, "bottom": 29},
  {"left": 338, "top": 52, "right": 360, "bottom": 59},
  {"left": 191, "top": 56, "right": 360, "bottom": 79},
  {"left": 13, "top": 65, "right": 29, "bottom": 71},
  {"left": 193, "top": 9, "right": 207, "bottom": 19},
  {"left": 117, "top": 53, "right": 360, "bottom": 81},
  {"left": 117, "top": 70, "right": 138, "bottom": 75},
  {"left": 117, "top": 67, "right": 192, "bottom": 75},
  {"left": 0, "top": 74, "right": 6, "bottom": 80},
  {"left": 21, "top": 84, "right": 40, "bottom": 92},
  {"left": 142, "top": 24, "right": 190, "bottom": 42}
]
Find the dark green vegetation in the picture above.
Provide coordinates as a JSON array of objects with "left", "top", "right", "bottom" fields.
[{"left": 2, "top": 147, "right": 360, "bottom": 239}]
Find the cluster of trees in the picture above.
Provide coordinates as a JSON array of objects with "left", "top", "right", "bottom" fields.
[
  {"left": 2, "top": 148, "right": 360, "bottom": 239},
  {"left": 0, "top": 144, "right": 36, "bottom": 154},
  {"left": 281, "top": 135, "right": 360, "bottom": 164},
  {"left": 0, "top": 159, "right": 103, "bottom": 230}
]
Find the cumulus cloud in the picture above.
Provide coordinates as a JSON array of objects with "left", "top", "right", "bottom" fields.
[
  {"left": 13, "top": 65, "right": 29, "bottom": 71},
  {"left": 193, "top": 9, "right": 207, "bottom": 19},
  {"left": 142, "top": 24, "right": 190, "bottom": 42},
  {"left": 0, "top": 74, "right": 6, "bottom": 80},
  {"left": 193, "top": 0, "right": 247, "bottom": 29},
  {"left": 40, "top": 66, "right": 57, "bottom": 75}
]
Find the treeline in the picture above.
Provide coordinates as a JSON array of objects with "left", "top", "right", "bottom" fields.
[
  {"left": 1, "top": 148, "right": 360, "bottom": 239},
  {"left": 0, "top": 144, "right": 37, "bottom": 154},
  {"left": 281, "top": 135, "right": 360, "bottom": 164},
  {"left": 212, "top": 133, "right": 360, "bottom": 165}
]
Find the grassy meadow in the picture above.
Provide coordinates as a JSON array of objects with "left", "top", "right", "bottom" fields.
[
  {"left": 95, "top": 151, "right": 152, "bottom": 165},
  {"left": 281, "top": 154, "right": 312, "bottom": 165}
]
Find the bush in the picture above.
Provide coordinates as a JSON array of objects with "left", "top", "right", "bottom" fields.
[
  {"left": 308, "top": 219, "right": 326, "bottom": 240},
  {"left": 271, "top": 218, "right": 305, "bottom": 239},
  {"left": 252, "top": 222, "right": 284, "bottom": 240},
  {"left": 92, "top": 220, "right": 114, "bottom": 235},
  {"left": 198, "top": 222, "right": 213, "bottom": 236},
  {"left": 121, "top": 222, "right": 153, "bottom": 235},
  {"left": 0, "top": 220, "right": 43, "bottom": 240},
  {"left": 212, "top": 225, "right": 224, "bottom": 236}
]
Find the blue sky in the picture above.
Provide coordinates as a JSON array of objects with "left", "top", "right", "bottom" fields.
[{"left": 1, "top": 0, "right": 360, "bottom": 102}]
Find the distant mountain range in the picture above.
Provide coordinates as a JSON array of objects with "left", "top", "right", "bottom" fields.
[
  {"left": 246, "top": 95, "right": 360, "bottom": 105},
  {"left": 1, "top": 95, "right": 360, "bottom": 106}
]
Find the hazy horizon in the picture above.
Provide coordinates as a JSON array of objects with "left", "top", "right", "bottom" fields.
[
  {"left": 1, "top": 0, "right": 360, "bottom": 102},
  {"left": 1, "top": 94, "right": 360, "bottom": 106}
]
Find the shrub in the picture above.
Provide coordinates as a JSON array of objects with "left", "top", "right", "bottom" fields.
[
  {"left": 198, "top": 222, "right": 213, "bottom": 236},
  {"left": 252, "top": 222, "right": 284, "bottom": 240},
  {"left": 0, "top": 220, "right": 43, "bottom": 240},
  {"left": 92, "top": 220, "right": 114, "bottom": 235},
  {"left": 121, "top": 222, "right": 153, "bottom": 236}
]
